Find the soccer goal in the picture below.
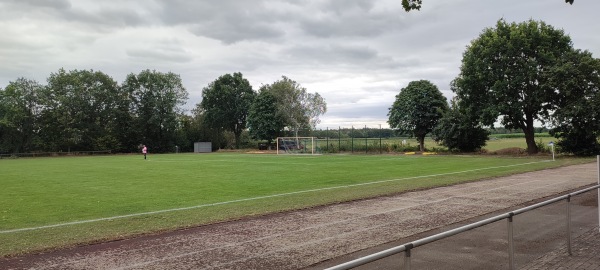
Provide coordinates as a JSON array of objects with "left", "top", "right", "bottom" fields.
[{"left": 276, "top": 137, "right": 317, "bottom": 155}]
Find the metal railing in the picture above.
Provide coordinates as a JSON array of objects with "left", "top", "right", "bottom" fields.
[{"left": 326, "top": 184, "right": 600, "bottom": 270}]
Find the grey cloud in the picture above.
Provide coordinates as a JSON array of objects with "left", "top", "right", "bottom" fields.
[
  {"left": 63, "top": 8, "right": 147, "bottom": 29},
  {"left": 287, "top": 44, "right": 376, "bottom": 62},
  {"left": 156, "top": 0, "right": 286, "bottom": 44},
  {"left": 284, "top": 44, "right": 408, "bottom": 70},
  {"left": 297, "top": 2, "right": 398, "bottom": 38},
  {"left": 125, "top": 39, "right": 193, "bottom": 64},
  {"left": 0, "top": 1, "right": 149, "bottom": 30},
  {"left": 126, "top": 46, "right": 192, "bottom": 64},
  {"left": 188, "top": 21, "right": 283, "bottom": 45},
  {"left": 152, "top": 0, "right": 401, "bottom": 43},
  {"left": 2, "top": 0, "right": 71, "bottom": 10},
  {"left": 127, "top": 49, "right": 192, "bottom": 63}
]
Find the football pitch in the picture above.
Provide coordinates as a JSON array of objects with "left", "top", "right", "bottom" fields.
[{"left": 0, "top": 153, "right": 591, "bottom": 256}]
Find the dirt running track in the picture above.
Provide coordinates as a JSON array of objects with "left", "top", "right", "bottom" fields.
[{"left": 2, "top": 162, "right": 598, "bottom": 270}]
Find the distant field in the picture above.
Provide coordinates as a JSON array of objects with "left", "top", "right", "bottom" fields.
[{"left": 0, "top": 153, "right": 591, "bottom": 256}]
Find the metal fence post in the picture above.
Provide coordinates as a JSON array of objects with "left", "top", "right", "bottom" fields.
[
  {"left": 351, "top": 126, "right": 354, "bottom": 153},
  {"left": 379, "top": 124, "right": 382, "bottom": 154},
  {"left": 566, "top": 195, "right": 572, "bottom": 255},
  {"left": 508, "top": 213, "right": 515, "bottom": 270},
  {"left": 326, "top": 127, "right": 329, "bottom": 152},
  {"left": 365, "top": 125, "right": 368, "bottom": 154},
  {"left": 404, "top": 245, "right": 412, "bottom": 270}
]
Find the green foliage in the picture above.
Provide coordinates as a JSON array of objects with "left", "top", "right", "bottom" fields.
[
  {"left": 432, "top": 99, "right": 489, "bottom": 152},
  {"left": 262, "top": 76, "right": 327, "bottom": 136},
  {"left": 186, "top": 110, "right": 224, "bottom": 152},
  {"left": 453, "top": 19, "right": 575, "bottom": 154},
  {"left": 548, "top": 49, "right": 600, "bottom": 156},
  {"left": 201, "top": 72, "right": 255, "bottom": 149},
  {"left": 401, "top": 0, "right": 422, "bottom": 11},
  {"left": 40, "top": 69, "right": 126, "bottom": 152},
  {"left": 123, "top": 70, "right": 189, "bottom": 153},
  {"left": 0, "top": 78, "right": 42, "bottom": 153},
  {"left": 388, "top": 80, "right": 449, "bottom": 151},
  {"left": 0, "top": 69, "right": 190, "bottom": 154},
  {"left": 247, "top": 90, "right": 285, "bottom": 144}
]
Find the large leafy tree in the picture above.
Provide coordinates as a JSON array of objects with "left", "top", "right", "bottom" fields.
[
  {"left": 200, "top": 72, "right": 255, "bottom": 149},
  {"left": 247, "top": 89, "right": 285, "bottom": 145},
  {"left": 123, "top": 70, "right": 188, "bottom": 153},
  {"left": 432, "top": 98, "right": 489, "bottom": 152},
  {"left": 388, "top": 80, "right": 448, "bottom": 151},
  {"left": 453, "top": 19, "right": 573, "bottom": 154},
  {"left": 262, "top": 76, "right": 327, "bottom": 137},
  {"left": 549, "top": 49, "right": 600, "bottom": 156},
  {"left": 0, "top": 78, "right": 43, "bottom": 153},
  {"left": 40, "top": 69, "right": 122, "bottom": 152}
]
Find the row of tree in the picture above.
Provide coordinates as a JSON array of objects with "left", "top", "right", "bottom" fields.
[
  {"left": 388, "top": 19, "right": 600, "bottom": 156},
  {"left": 0, "top": 70, "right": 326, "bottom": 153},
  {"left": 200, "top": 74, "right": 326, "bottom": 149},
  {"left": 0, "top": 69, "right": 188, "bottom": 153}
]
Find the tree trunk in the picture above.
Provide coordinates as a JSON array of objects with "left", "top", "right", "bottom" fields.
[
  {"left": 234, "top": 131, "right": 241, "bottom": 149},
  {"left": 418, "top": 135, "right": 425, "bottom": 152},
  {"left": 523, "top": 115, "right": 538, "bottom": 154}
]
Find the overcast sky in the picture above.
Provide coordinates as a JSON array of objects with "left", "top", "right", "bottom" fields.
[{"left": 1, "top": 0, "right": 599, "bottom": 129}]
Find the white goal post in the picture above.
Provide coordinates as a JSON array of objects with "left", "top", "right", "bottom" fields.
[{"left": 276, "top": 137, "right": 316, "bottom": 155}]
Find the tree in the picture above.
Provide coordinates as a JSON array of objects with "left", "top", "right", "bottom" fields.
[
  {"left": 453, "top": 19, "right": 574, "bottom": 154},
  {"left": 123, "top": 70, "right": 189, "bottom": 153},
  {"left": 200, "top": 72, "right": 255, "bottom": 149},
  {"left": 187, "top": 105, "right": 225, "bottom": 151},
  {"left": 262, "top": 76, "right": 327, "bottom": 137},
  {"left": 401, "top": 0, "right": 422, "bottom": 11},
  {"left": 40, "top": 69, "right": 122, "bottom": 152},
  {"left": 401, "top": 0, "right": 574, "bottom": 12},
  {"left": 549, "top": 49, "right": 600, "bottom": 156},
  {"left": 0, "top": 78, "right": 43, "bottom": 153},
  {"left": 432, "top": 98, "right": 489, "bottom": 152},
  {"left": 247, "top": 89, "right": 286, "bottom": 145},
  {"left": 388, "top": 80, "right": 448, "bottom": 151}
]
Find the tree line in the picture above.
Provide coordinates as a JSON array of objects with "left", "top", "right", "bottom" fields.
[
  {"left": 0, "top": 70, "right": 326, "bottom": 154},
  {"left": 388, "top": 19, "right": 600, "bottom": 156}
]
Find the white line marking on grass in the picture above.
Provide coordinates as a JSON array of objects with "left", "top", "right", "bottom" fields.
[
  {"left": 0, "top": 160, "right": 553, "bottom": 234},
  {"left": 112, "top": 175, "right": 572, "bottom": 270},
  {"left": 38, "top": 169, "right": 578, "bottom": 270}
]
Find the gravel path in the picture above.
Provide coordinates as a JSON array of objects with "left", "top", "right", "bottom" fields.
[{"left": 2, "top": 162, "right": 598, "bottom": 270}]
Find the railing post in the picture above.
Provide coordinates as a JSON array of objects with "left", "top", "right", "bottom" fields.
[
  {"left": 508, "top": 213, "right": 515, "bottom": 270},
  {"left": 566, "top": 195, "right": 572, "bottom": 255},
  {"left": 404, "top": 244, "right": 412, "bottom": 270}
]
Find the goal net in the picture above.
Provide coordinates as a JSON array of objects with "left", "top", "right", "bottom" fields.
[{"left": 276, "top": 137, "right": 317, "bottom": 155}]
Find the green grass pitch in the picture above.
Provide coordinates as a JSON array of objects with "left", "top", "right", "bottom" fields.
[{"left": 0, "top": 153, "right": 590, "bottom": 256}]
